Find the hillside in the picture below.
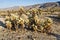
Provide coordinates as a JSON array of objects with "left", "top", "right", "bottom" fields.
[{"left": 0, "top": 1, "right": 60, "bottom": 11}]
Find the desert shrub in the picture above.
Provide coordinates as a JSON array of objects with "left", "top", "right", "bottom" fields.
[{"left": 4, "top": 8, "right": 53, "bottom": 33}]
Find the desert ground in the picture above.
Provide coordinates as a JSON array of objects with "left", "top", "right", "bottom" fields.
[
  {"left": 0, "top": 2, "right": 60, "bottom": 40},
  {"left": 0, "top": 13, "right": 60, "bottom": 40}
]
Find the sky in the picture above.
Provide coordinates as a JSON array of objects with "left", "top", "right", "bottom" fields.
[{"left": 0, "top": 0, "right": 60, "bottom": 8}]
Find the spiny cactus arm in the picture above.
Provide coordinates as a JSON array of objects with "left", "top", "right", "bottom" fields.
[{"left": 5, "top": 21, "right": 12, "bottom": 29}]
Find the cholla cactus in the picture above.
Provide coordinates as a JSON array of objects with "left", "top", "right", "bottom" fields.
[
  {"left": 43, "top": 18, "right": 53, "bottom": 33},
  {"left": 4, "top": 8, "right": 53, "bottom": 33},
  {"left": 18, "top": 18, "right": 25, "bottom": 31},
  {"left": 10, "top": 14, "right": 19, "bottom": 31},
  {"left": 47, "top": 18, "right": 53, "bottom": 23},
  {"left": 10, "top": 14, "right": 19, "bottom": 20},
  {"left": 37, "top": 26, "right": 44, "bottom": 32},
  {"left": 31, "top": 24, "right": 37, "bottom": 31},
  {"left": 33, "top": 14, "right": 40, "bottom": 25},
  {"left": 29, "top": 8, "right": 38, "bottom": 14},
  {"left": 5, "top": 16, "right": 10, "bottom": 21},
  {"left": 18, "top": 6, "right": 26, "bottom": 16},
  {"left": 44, "top": 18, "right": 53, "bottom": 27},
  {"left": 26, "top": 12, "right": 30, "bottom": 15},
  {"left": 36, "top": 18, "right": 53, "bottom": 33},
  {"left": 5, "top": 21, "right": 12, "bottom": 30}
]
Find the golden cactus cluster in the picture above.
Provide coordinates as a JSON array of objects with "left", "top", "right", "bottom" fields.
[{"left": 4, "top": 7, "right": 53, "bottom": 33}]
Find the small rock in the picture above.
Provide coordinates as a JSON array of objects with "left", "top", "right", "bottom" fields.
[
  {"left": 18, "top": 37, "right": 21, "bottom": 39},
  {"left": 27, "top": 35, "right": 32, "bottom": 39},
  {"left": 16, "top": 36, "right": 21, "bottom": 39},
  {"left": 32, "top": 38, "right": 35, "bottom": 40},
  {"left": 0, "top": 26, "right": 4, "bottom": 31}
]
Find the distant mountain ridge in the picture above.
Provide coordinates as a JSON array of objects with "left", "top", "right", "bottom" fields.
[
  {"left": 40, "top": 1, "right": 60, "bottom": 8},
  {"left": 0, "top": 1, "right": 60, "bottom": 11}
]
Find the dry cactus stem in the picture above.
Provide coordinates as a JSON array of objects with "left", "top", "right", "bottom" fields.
[
  {"left": 18, "top": 18, "right": 25, "bottom": 31},
  {"left": 5, "top": 21, "right": 12, "bottom": 30},
  {"left": 33, "top": 14, "right": 40, "bottom": 25},
  {"left": 32, "top": 24, "right": 37, "bottom": 32},
  {"left": 10, "top": 14, "right": 19, "bottom": 31}
]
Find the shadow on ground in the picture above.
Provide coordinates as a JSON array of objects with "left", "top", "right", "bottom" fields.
[
  {"left": 47, "top": 16, "right": 60, "bottom": 23},
  {"left": 47, "top": 32, "right": 60, "bottom": 40},
  {"left": 46, "top": 15, "right": 60, "bottom": 40},
  {"left": 0, "top": 21, "right": 5, "bottom": 28}
]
